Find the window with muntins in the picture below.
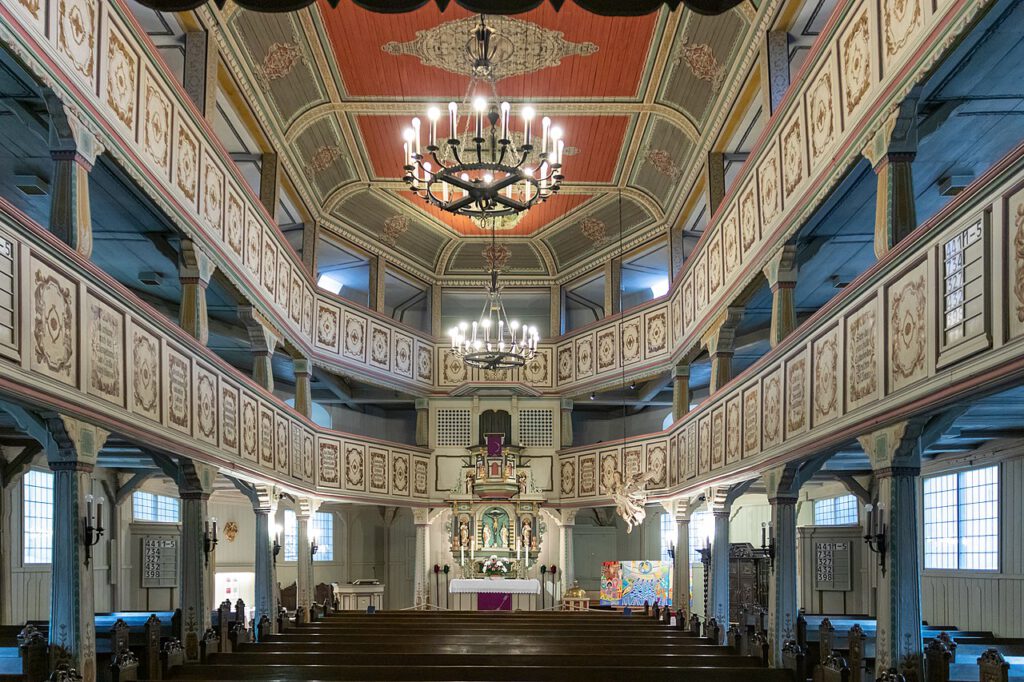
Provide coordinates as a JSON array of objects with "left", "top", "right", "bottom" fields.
[
  {"left": 313, "top": 512, "right": 333, "bottom": 561},
  {"left": 132, "top": 491, "right": 180, "bottom": 523},
  {"left": 924, "top": 466, "right": 998, "bottom": 570},
  {"left": 23, "top": 470, "right": 54, "bottom": 565},
  {"left": 660, "top": 513, "right": 676, "bottom": 562},
  {"left": 813, "top": 495, "right": 859, "bottom": 526},
  {"left": 688, "top": 511, "right": 713, "bottom": 564},
  {"left": 284, "top": 510, "right": 298, "bottom": 562}
]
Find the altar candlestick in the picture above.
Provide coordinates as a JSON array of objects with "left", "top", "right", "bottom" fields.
[{"left": 460, "top": 545, "right": 465, "bottom": 566}]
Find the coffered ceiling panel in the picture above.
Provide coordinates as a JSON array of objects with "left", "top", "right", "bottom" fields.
[
  {"left": 543, "top": 194, "right": 656, "bottom": 271},
  {"left": 446, "top": 240, "right": 549, "bottom": 275},
  {"left": 631, "top": 116, "right": 696, "bottom": 208},
  {"left": 293, "top": 114, "right": 358, "bottom": 198}
]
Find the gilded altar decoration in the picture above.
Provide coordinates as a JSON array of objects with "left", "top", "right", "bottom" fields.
[
  {"left": 609, "top": 469, "right": 657, "bottom": 533},
  {"left": 223, "top": 521, "right": 239, "bottom": 543},
  {"left": 32, "top": 267, "right": 75, "bottom": 385},
  {"left": 308, "top": 145, "right": 344, "bottom": 174},
  {"left": 382, "top": 16, "right": 596, "bottom": 80},
  {"left": 580, "top": 217, "right": 608, "bottom": 246},
  {"left": 675, "top": 39, "right": 725, "bottom": 91},
  {"left": 258, "top": 42, "right": 304, "bottom": 84},
  {"left": 644, "top": 147, "right": 682, "bottom": 179},
  {"left": 380, "top": 215, "right": 408, "bottom": 247}
]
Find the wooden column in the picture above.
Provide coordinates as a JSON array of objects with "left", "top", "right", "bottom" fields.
[
  {"left": 44, "top": 92, "right": 103, "bottom": 259},
  {"left": 183, "top": 32, "right": 218, "bottom": 122},
  {"left": 858, "top": 422, "right": 925, "bottom": 681},
  {"left": 674, "top": 500, "right": 693, "bottom": 617},
  {"left": 559, "top": 399, "right": 573, "bottom": 448},
  {"left": 179, "top": 239, "right": 216, "bottom": 344},
  {"left": 301, "top": 222, "right": 319, "bottom": 278},
  {"left": 174, "top": 460, "right": 217, "bottom": 661},
  {"left": 368, "top": 255, "right": 386, "bottom": 312},
  {"left": 45, "top": 415, "right": 108, "bottom": 682},
  {"left": 862, "top": 90, "right": 920, "bottom": 259},
  {"left": 707, "top": 152, "right": 727, "bottom": 215},
  {"left": 672, "top": 364, "right": 691, "bottom": 422},
  {"left": 292, "top": 357, "right": 312, "bottom": 418},
  {"left": 259, "top": 152, "right": 279, "bottom": 216},
  {"left": 702, "top": 308, "right": 743, "bottom": 393},
  {"left": 248, "top": 485, "right": 279, "bottom": 636},
  {"left": 239, "top": 306, "right": 279, "bottom": 392},
  {"left": 766, "top": 31, "right": 791, "bottom": 114},
  {"left": 762, "top": 244, "right": 798, "bottom": 347},
  {"left": 413, "top": 508, "right": 431, "bottom": 607},
  {"left": 706, "top": 482, "right": 752, "bottom": 643},
  {"left": 558, "top": 509, "right": 577, "bottom": 592},
  {"left": 550, "top": 284, "right": 561, "bottom": 337},
  {"left": 294, "top": 498, "right": 320, "bottom": 623},
  {"left": 603, "top": 257, "right": 621, "bottom": 318},
  {"left": 415, "top": 398, "right": 429, "bottom": 447}
]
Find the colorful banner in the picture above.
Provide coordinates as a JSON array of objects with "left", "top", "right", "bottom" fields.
[{"left": 600, "top": 560, "right": 672, "bottom": 606}]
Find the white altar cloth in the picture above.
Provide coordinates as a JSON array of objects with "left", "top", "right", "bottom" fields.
[{"left": 449, "top": 578, "right": 541, "bottom": 595}]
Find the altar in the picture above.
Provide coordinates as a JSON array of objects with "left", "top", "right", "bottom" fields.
[{"left": 450, "top": 578, "right": 541, "bottom": 611}]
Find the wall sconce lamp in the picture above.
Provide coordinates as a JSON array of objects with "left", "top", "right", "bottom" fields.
[
  {"left": 271, "top": 523, "right": 282, "bottom": 564},
  {"left": 83, "top": 494, "right": 105, "bottom": 567},
  {"left": 761, "top": 521, "right": 776, "bottom": 571},
  {"left": 204, "top": 517, "right": 218, "bottom": 567},
  {"left": 863, "top": 503, "right": 887, "bottom": 575},
  {"left": 310, "top": 534, "right": 319, "bottom": 558}
]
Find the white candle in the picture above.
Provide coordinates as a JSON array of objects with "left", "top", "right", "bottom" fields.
[
  {"left": 522, "top": 106, "right": 535, "bottom": 147},
  {"left": 411, "top": 117, "right": 421, "bottom": 155},
  {"left": 500, "top": 101, "right": 510, "bottom": 141},
  {"left": 541, "top": 116, "right": 550, "bottom": 155},
  {"left": 427, "top": 107, "right": 439, "bottom": 148},
  {"left": 448, "top": 102, "right": 458, "bottom": 140}
]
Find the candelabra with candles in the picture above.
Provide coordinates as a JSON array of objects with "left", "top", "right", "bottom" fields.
[
  {"left": 761, "top": 521, "right": 776, "bottom": 571},
  {"left": 400, "top": 17, "right": 566, "bottom": 220},
  {"left": 862, "top": 503, "right": 888, "bottom": 575},
  {"left": 310, "top": 535, "right": 319, "bottom": 559},
  {"left": 204, "top": 517, "right": 218, "bottom": 567},
  {"left": 83, "top": 494, "right": 104, "bottom": 567}
]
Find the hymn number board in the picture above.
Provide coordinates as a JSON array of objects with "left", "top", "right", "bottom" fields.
[
  {"left": 814, "top": 541, "right": 852, "bottom": 591},
  {"left": 141, "top": 535, "right": 179, "bottom": 588}
]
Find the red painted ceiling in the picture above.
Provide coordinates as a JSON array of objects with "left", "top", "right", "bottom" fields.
[
  {"left": 399, "top": 190, "right": 592, "bottom": 237},
  {"left": 319, "top": 2, "right": 657, "bottom": 99}
]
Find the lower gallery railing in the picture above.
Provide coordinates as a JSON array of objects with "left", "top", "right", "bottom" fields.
[
  {"left": 555, "top": 140, "right": 1024, "bottom": 505},
  {"left": 0, "top": 198, "right": 430, "bottom": 504}
]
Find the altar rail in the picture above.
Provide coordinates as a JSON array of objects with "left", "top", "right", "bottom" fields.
[
  {"left": 555, "top": 139, "right": 1024, "bottom": 502},
  {"left": 0, "top": 198, "right": 429, "bottom": 504},
  {"left": 0, "top": 0, "right": 998, "bottom": 399}
]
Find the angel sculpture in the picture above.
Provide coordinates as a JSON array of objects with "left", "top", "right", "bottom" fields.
[{"left": 608, "top": 469, "right": 658, "bottom": 533}]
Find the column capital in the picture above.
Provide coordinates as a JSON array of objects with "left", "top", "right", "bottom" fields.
[
  {"left": 415, "top": 397, "right": 430, "bottom": 411},
  {"left": 292, "top": 356, "right": 312, "bottom": 377},
  {"left": 702, "top": 306, "right": 744, "bottom": 357},
  {"left": 294, "top": 496, "right": 322, "bottom": 519},
  {"left": 761, "top": 457, "right": 828, "bottom": 501},
  {"left": 238, "top": 306, "right": 280, "bottom": 355},
  {"left": 861, "top": 87, "right": 921, "bottom": 168},
  {"left": 674, "top": 363, "right": 691, "bottom": 379},
  {"left": 412, "top": 507, "right": 432, "bottom": 525},
  {"left": 673, "top": 497, "right": 695, "bottom": 523},
  {"left": 558, "top": 508, "right": 577, "bottom": 526},
  {"left": 857, "top": 420, "right": 925, "bottom": 472},
  {"left": 176, "top": 459, "right": 218, "bottom": 498},
  {"left": 762, "top": 244, "right": 798, "bottom": 290},
  {"left": 44, "top": 414, "right": 109, "bottom": 467},
  {"left": 707, "top": 479, "right": 753, "bottom": 515},
  {"left": 44, "top": 91, "right": 103, "bottom": 167},
  {"left": 179, "top": 239, "right": 216, "bottom": 286},
  {"left": 560, "top": 398, "right": 573, "bottom": 411}
]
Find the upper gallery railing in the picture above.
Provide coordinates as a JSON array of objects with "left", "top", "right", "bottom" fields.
[
  {"left": 0, "top": 198, "right": 430, "bottom": 504},
  {"left": 553, "top": 139, "right": 1024, "bottom": 504},
  {"left": 0, "top": 0, "right": 995, "bottom": 398}
]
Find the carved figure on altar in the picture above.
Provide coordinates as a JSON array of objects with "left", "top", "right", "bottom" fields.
[
  {"left": 521, "top": 516, "right": 534, "bottom": 551},
  {"left": 609, "top": 469, "right": 657, "bottom": 533},
  {"left": 458, "top": 519, "right": 470, "bottom": 547},
  {"left": 517, "top": 472, "right": 528, "bottom": 494},
  {"left": 482, "top": 507, "right": 510, "bottom": 549},
  {"left": 465, "top": 471, "right": 475, "bottom": 495},
  {"left": 476, "top": 454, "right": 485, "bottom": 480}
]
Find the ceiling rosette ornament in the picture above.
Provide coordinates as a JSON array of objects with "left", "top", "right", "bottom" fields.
[
  {"left": 644, "top": 146, "right": 683, "bottom": 179},
  {"left": 482, "top": 242, "right": 512, "bottom": 272},
  {"left": 579, "top": 216, "right": 608, "bottom": 246},
  {"left": 383, "top": 15, "right": 598, "bottom": 80},
  {"left": 381, "top": 215, "right": 409, "bottom": 246},
  {"left": 308, "top": 145, "right": 344, "bottom": 174},
  {"left": 675, "top": 39, "right": 725, "bottom": 91},
  {"left": 256, "top": 42, "right": 305, "bottom": 86}
]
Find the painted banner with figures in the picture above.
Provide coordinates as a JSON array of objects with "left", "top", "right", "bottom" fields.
[{"left": 600, "top": 560, "right": 672, "bottom": 607}]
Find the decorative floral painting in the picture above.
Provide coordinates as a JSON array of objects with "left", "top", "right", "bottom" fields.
[{"left": 599, "top": 560, "right": 672, "bottom": 606}]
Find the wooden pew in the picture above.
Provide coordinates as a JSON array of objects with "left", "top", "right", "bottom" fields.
[
  {"left": 783, "top": 639, "right": 808, "bottom": 682},
  {"left": 924, "top": 638, "right": 951, "bottom": 682},
  {"left": 848, "top": 623, "right": 866, "bottom": 682},
  {"left": 979, "top": 649, "right": 1010, "bottom": 682},
  {"left": 817, "top": 655, "right": 850, "bottom": 682}
]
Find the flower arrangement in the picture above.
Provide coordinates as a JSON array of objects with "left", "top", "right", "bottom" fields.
[{"left": 481, "top": 555, "right": 510, "bottom": 577}]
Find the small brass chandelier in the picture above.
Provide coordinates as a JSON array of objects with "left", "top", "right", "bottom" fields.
[
  {"left": 401, "top": 15, "right": 566, "bottom": 220},
  {"left": 448, "top": 221, "right": 538, "bottom": 370}
]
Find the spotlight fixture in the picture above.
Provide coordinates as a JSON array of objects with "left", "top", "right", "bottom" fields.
[{"left": 589, "top": 392, "right": 596, "bottom": 401}]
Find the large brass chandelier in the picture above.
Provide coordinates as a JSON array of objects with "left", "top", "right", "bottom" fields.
[
  {"left": 401, "top": 16, "right": 566, "bottom": 220},
  {"left": 448, "top": 221, "right": 539, "bottom": 371}
]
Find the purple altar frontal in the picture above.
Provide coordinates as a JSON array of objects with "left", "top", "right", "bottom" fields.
[{"left": 477, "top": 592, "right": 512, "bottom": 611}]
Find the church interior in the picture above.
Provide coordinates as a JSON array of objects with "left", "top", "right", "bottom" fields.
[{"left": 0, "top": 0, "right": 1022, "bottom": 679}]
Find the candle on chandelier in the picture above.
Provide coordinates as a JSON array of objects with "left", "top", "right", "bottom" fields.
[
  {"left": 556, "top": 139, "right": 565, "bottom": 166},
  {"left": 522, "top": 106, "right": 535, "bottom": 147},
  {"left": 448, "top": 102, "right": 458, "bottom": 140},
  {"left": 441, "top": 181, "right": 449, "bottom": 202},
  {"left": 473, "top": 96, "right": 487, "bottom": 139},
  {"left": 427, "top": 107, "right": 440, "bottom": 148},
  {"left": 500, "top": 101, "right": 510, "bottom": 141},
  {"left": 411, "top": 117, "right": 421, "bottom": 155},
  {"left": 523, "top": 167, "right": 534, "bottom": 202},
  {"left": 541, "top": 116, "right": 551, "bottom": 155}
]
